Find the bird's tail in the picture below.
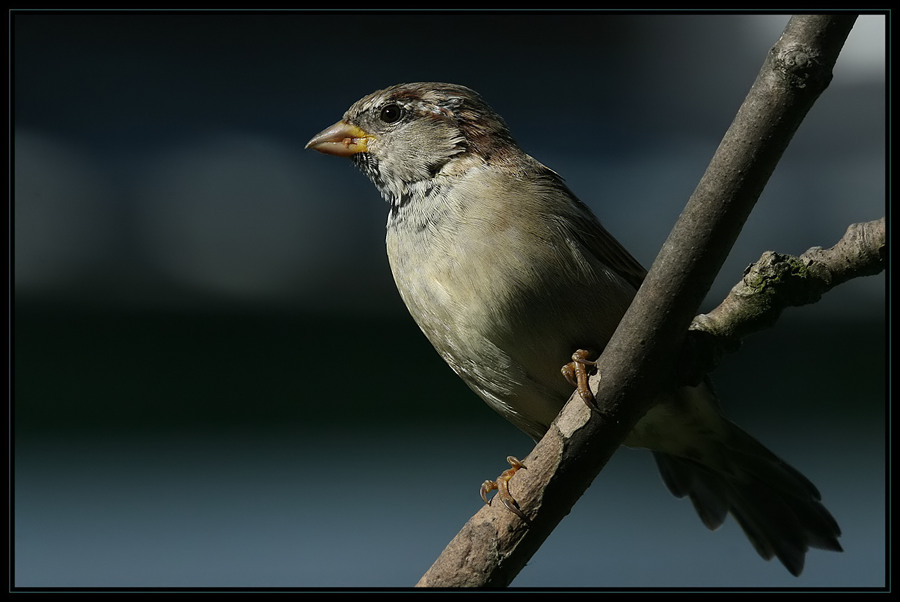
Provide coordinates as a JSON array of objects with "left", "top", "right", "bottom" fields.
[{"left": 652, "top": 423, "right": 842, "bottom": 576}]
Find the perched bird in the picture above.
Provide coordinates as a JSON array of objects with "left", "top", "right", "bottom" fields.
[{"left": 306, "top": 82, "right": 842, "bottom": 576}]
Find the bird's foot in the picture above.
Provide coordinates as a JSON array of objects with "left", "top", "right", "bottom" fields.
[
  {"left": 561, "top": 349, "right": 599, "bottom": 408},
  {"left": 480, "top": 456, "right": 529, "bottom": 522}
]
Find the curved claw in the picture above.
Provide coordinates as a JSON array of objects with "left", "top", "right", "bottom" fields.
[
  {"left": 562, "top": 349, "right": 599, "bottom": 408},
  {"left": 561, "top": 363, "right": 578, "bottom": 388},
  {"left": 480, "top": 479, "right": 497, "bottom": 504},
  {"left": 480, "top": 456, "right": 529, "bottom": 522}
]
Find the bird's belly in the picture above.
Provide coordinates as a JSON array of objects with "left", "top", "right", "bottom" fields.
[{"left": 385, "top": 223, "right": 633, "bottom": 438}]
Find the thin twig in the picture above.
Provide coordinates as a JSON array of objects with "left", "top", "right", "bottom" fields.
[{"left": 684, "top": 217, "right": 886, "bottom": 384}]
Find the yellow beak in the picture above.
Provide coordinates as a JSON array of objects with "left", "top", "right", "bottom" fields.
[{"left": 305, "top": 120, "right": 371, "bottom": 157}]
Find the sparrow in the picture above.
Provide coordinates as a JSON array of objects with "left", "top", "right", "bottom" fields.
[{"left": 306, "top": 82, "right": 842, "bottom": 576}]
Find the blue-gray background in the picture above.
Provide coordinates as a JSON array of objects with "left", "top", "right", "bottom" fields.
[{"left": 13, "top": 12, "right": 886, "bottom": 589}]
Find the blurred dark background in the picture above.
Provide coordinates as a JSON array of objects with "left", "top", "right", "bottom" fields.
[{"left": 12, "top": 12, "right": 885, "bottom": 588}]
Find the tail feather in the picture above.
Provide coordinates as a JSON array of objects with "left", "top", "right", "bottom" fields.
[{"left": 652, "top": 424, "right": 841, "bottom": 576}]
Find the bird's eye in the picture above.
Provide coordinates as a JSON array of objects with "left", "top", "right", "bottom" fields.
[{"left": 379, "top": 104, "right": 403, "bottom": 124}]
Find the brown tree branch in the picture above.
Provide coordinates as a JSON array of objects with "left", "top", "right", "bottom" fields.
[
  {"left": 683, "top": 217, "right": 886, "bottom": 384},
  {"left": 416, "top": 15, "right": 859, "bottom": 587}
]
